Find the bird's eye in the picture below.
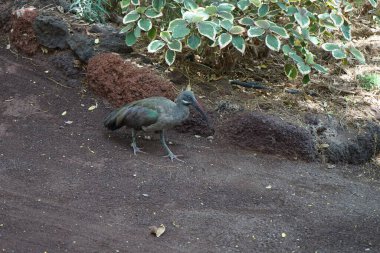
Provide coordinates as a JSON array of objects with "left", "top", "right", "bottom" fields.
[{"left": 182, "top": 99, "right": 191, "bottom": 105}]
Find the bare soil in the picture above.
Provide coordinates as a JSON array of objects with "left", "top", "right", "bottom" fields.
[{"left": 1, "top": 45, "right": 380, "bottom": 253}]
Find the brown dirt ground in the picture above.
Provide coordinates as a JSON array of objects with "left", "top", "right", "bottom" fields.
[{"left": 1, "top": 41, "right": 380, "bottom": 252}]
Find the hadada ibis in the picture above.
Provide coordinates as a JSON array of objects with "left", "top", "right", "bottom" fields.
[{"left": 104, "top": 90, "right": 208, "bottom": 161}]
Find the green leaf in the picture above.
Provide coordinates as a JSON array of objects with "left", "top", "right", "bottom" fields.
[
  {"left": 297, "top": 62, "right": 311, "bottom": 75},
  {"left": 304, "top": 53, "right": 313, "bottom": 66},
  {"left": 321, "top": 43, "right": 341, "bottom": 51},
  {"left": 308, "top": 36, "right": 319, "bottom": 45},
  {"left": 254, "top": 20, "right": 270, "bottom": 29},
  {"left": 368, "top": 0, "right": 378, "bottom": 8},
  {"left": 294, "top": 11, "right": 310, "bottom": 28},
  {"left": 330, "top": 13, "right": 343, "bottom": 27},
  {"left": 168, "top": 40, "right": 182, "bottom": 52},
  {"left": 145, "top": 8, "right": 162, "bottom": 18},
  {"left": 217, "top": 3, "right": 235, "bottom": 12},
  {"left": 332, "top": 49, "right": 347, "bottom": 59},
  {"left": 218, "top": 11, "right": 234, "bottom": 21},
  {"left": 265, "top": 34, "right": 280, "bottom": 51},
  {"left": 250, "top": 0, "right": 262, "bottom": 7},
  {"left": 247, "top": 26, "right": 265, "bottom": 37},
  {"left": 123, "top": 11, "right": 140, "bottom": 24},
  {"left": 121, "top": 0, "right": 131, "bottom": 9},
  {"left": 220, "top": 20, "right": 233, "bottom": 31},
  {"left": 183, "top": 8, "right": 210, "bottom": 22},
  {"left": 168, "top": 19, "right": 190, "bottom": 39},
  {"left": 286, "top": 6, "right": 298, "bottom": 15},
  {"left": 269, "top": 25, "right": 289, "bottom": 38},
  {"left": 344, "top": 3, "right": 353, "bottom": 12},
  {"left": 276, "top": 2, "right": 287, "bottom": 11},
  {"left": 184, "top": 0, "right": 198, "bottom": 10},
  {"left": 284, "top": 64, "right": 298, "bottom": 79},
  {"left": 168, "top": 19, "right": 187, "bottom": 31},
  {"left": 134, "top": 26, "right": 141, "bottom": 38},
  {"left": 119, "top": 23, "right": 135, "bottom": 34},
  {"left": 239, "top": 17, "right": 254, "bottom": 26},
  {"left": 319, "top": 19, "right": 338, "bottom": 30},
  {"left": 289, "top": 52, "right": 304, "bottom": 64},
  {"left": 312, "top": 64, "right": 328, "bottom": 74},
  {"left": 152, "top": 0, "right": 166, "bottom": 12},
  {"left": 138, "top": 18, "right": 152, "bottom": 31},
  {"left": 147, "top": 27, "right": 157, "bottom": 40},
  {"left": 348, "top": 47, "right": 365, "bottom": 64},
  {"left": 136, "top": 7, "right": 147, "bottom": 14},
  {"left": 258, "top": 4, "right": 269, "bottom": 17},
  {"left": 218, "top": 33, "right": 232, "bottom": 49},
  {"left": 148, "top": 40, "right": 166, "bottom": 52},
  {"left": 282, "top": 44, "right": 293, "bottom": 55},
  {"left": 160, "top": 31, "right": 172, "bottom": 42},
  {"left": 125, "top": 31, "right": 137, "bottom": 46},
  {"left": 232, "top": 35, "right": 245, "bottom": 54},
  {"left": 229, "top": 26, "right": 246, "bottom": 35},
  {"left": 341, "top": 22, "right": 351, "bottom": 41},
  {"left": 165, "top": 49, "right": 176, "bottom": 65},
  {"left": 187, "top": 34, "right": 201, "bottom": 50},
  {"left": 302, "top": 74, "right": 310, "bottom": 84},
  {"left": 237, "top": 0, "right": 250, "bottom": 10},
  {"left": 198, "top": 21, "right": 216, "bottom": 41},
  {"left": 131, "top": 0, "right": 139, "bottom": 5},
  {"left": 205, "top": 6, "right": 217, "bottom": 15}
]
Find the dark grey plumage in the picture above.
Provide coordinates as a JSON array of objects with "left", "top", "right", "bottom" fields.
[{"left": 104, "top": 90, "right": 208, "bottom": 161}]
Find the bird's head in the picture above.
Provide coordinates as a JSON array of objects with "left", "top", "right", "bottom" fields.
[{"left": 177, "top": 90, "right": 209, "bottom": 125}]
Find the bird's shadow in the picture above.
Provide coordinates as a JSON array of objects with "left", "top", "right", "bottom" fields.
[{"left": 102, "top": 128, "right": 181, "bottom": 154}]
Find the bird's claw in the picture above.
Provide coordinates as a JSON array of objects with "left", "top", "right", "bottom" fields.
[
  {"left": 131, "top": 143, "right": 146, "bottom": 155},
  {"left": 163, "top": 152, "right": 184, "bottom": 162}
]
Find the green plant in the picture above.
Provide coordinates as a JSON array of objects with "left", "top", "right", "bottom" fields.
[
  {"left": 70, "top": 0, "right": 111, "bottom": 23},
  {"left": 120, "top": 0, "right": 377, "bottom": 82},
  {"left": 358, "top": 73, "right": 380, "bottom": 90}
]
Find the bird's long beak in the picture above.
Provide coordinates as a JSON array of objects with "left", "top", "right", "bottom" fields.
[{"left": 192, "top": 99, "right": 209, "bottom": 126}]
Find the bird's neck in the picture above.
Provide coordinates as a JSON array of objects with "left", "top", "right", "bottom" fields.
[{"left": 175, "top": 101, "right": 190, "bottom": 121}]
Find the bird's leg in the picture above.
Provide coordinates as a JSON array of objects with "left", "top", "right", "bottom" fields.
[
  {"left": 160, "top": 130, "right": 183, "bottom": 162},
  {"left": 131, "top": 129, "right": 145, "bottom": 155}
]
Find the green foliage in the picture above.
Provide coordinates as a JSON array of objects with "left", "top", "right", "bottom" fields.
[
  {"left": 70, "top": 0, "right": 111, "bottom": 23},
  {"left": 358, "top": 73, "right": 380, "bottom": 90},
  {"left": 120, "top": 0, "right": 376, "bottom": 79}
]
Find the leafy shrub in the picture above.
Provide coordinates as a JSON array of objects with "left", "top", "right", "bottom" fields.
[
  {"left": 70, "top": 0, "right": 111, "bottom": 23},
  {"left": 358, "top": 73, "right": 380, "bottom": 90},
  {"left": 120, "top": 0, "right": 377, "bottom": 82}
]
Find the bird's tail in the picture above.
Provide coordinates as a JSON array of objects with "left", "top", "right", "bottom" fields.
[{"left": 104, "top": 108, "right": 124, "bottom": 130}]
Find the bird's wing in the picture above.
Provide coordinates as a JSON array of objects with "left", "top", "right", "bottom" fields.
[
  {"left": 118, "top": 104, "right": 159, "bottom": 129},
  {"left": 104, "top": 103, "right": 159, "bottom": 130}
]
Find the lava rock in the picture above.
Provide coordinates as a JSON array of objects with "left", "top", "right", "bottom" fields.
[
  {"left": 223, "top": 112, "right": 317, "bottom": 161},
  {"left": 67, "top": 33, "right": 94, "bottom": 62},
  {"left": 321, "top": 120, "right": 380, "bottom": 164},
  {"left": 98, "top": 32, "right": 133, "bottom": 54},
  {"left": 57, "top": 0, "right": 71, "bottom": 12},
  {"left": 49, "top": 51, "right": 81, "bottom": 79},
  {"left": 33, "top": 15, "right": 69, "bottom": 49},
  {"left": 216, "top": 100, "right": 244, "bottom": 113},
  {"left": 167, "top": 70, "right": 188, "bottom": 85},
  {"left": 89, "top": 24, "right": 133, "bottom": 55},
  {"left": 0, "top": 1, "right": 13, "bottom": 32}
]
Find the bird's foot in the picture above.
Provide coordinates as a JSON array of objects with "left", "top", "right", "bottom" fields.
[
  {"left": 163, "top": 152, "right": 184, "bottom": 162},
  {"left": 131, "top": 143, "right": 146, "bottom": 155}
]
